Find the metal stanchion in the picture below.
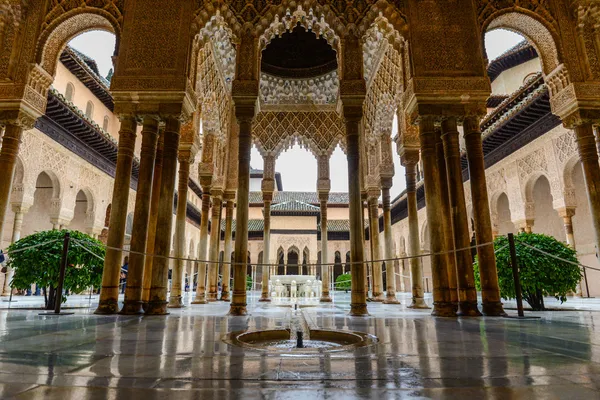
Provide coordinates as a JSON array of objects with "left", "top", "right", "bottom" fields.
[
  {"left": 504, "top": 233, "right": 539, "bottom": 320},
  {"left": 40, "top": 232, "right": 74, "bottom": 316}
]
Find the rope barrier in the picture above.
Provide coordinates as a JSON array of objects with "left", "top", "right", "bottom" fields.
[
  {"left": 515, "top": 240, "right": 600, "bottom": 273},
  {"left": 2, "top": 239, "right": 60, "bottom": 256}
]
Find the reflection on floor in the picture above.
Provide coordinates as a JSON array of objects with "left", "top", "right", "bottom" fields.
[{"left": 0, "top": 292, "right": 599, "bottom": 399}]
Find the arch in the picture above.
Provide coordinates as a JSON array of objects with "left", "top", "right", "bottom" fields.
[
  {"left": 69, "top": 189, "right": 91, "bottom": 232},
  {"left": 102, "top": 115, "right": 109, "bottom": 131},
  {"left": 277, "top": 246, "right": 285, "bottom": 275},
  {"left": 36, "top": 11, "right": 120, "bottom": 77},
  {"left": 287, "top": 245, "right": 300, "bottom": 275},
  {"left": 562, "top": 152, "right": 582, "bottom": 190},
  {"left": 495, "top": 192, "right": 516, "bottom": 235},
  {"left": 531, "top": 175, "right": 564, "bottom": 239},
  {"left": 65, "top": 82, "right": 75, "bottom": 101},
  {"left": 302, "top": 247, "right": 310, "bottom": 275},
  {"left": 125, "top": 211, "right": 134, "bottom": 237},
  {"left": 482, "top": 12, "right": 562, "bottom": 77},
  {"left": 333, "top": 250, "right": 343, "bottom": 280},
  {"left": 85, "top": 101, "right": 94, "bottom": 119}
]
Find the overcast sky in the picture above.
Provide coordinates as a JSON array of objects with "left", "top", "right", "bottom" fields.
[{"left": 69, "top": 29, "right": 525, "bottom": 198}]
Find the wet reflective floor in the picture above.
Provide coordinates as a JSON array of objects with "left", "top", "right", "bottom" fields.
[{"left": 1, "top": 293, "right": 600, "bottom": 399}]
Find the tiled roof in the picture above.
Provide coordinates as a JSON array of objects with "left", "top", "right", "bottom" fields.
[
  {"left": 317, "top": 219, "right": 369, "bottom": 231},
  {"left": 220, "top": 219, "right": 264, "bottom": 232},
  {"left": 487, "top": 41, "right": 538, "bottom": 83},
  {"left": 271, "top": 200, "right": 320, "bottom": 213},
  {"left": 249, "top": 191, "right": 349, "bottom": 205}
]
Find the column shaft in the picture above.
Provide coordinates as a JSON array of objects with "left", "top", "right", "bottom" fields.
[
  {"left": 145, "top": 118, "right": 180, "bottom": 315},
  {"left": 192, "top": 192, "right": 210, "bottom": 304},
  {"left": 96, "top": 116, "right": 137, "bottom": 314},
  {"left": 418, "top": 117, "right": 455, "bottom": 317},
  {"left": 121, "top": 117, "right": 159, "bottom": 314},
  {"left": 143, "top": 134, "right": 164, "bottom": 304},
  {"left": 575, "top": 123, "right": 600, "bottom": 265},
  {"left": 404, "top": 160, "right": 428, "bottom": 308},
  {"left": 464, "top": 117, "right": 505, "bottom": 316},
  {"left": 3, "top": 207, "right": 26, "bottom": 296},
  {"left": 207, "top": 196, "right": 222, "bottom": 301},
  {"left": 259, "top": 200, "right": 271, "bottom": 301},
  {"left": 368, "top": 196, "right": 384, "bottom": 301},
  {"left": 382, "top": 187, "right": 399, "bottom": 304},
  {"left": 346, "top": 119, "right": 367, "bottom": 316},
  {"left": 320, "top": 200, "right": 332, "bottom": 302},
  {"left": 168, "top": 155, "right": 192, "bottom": 308},
  {"left": 0, "top": 124, "right": 23, "bottom": 249},
  {"left": 229, "top": 117, "right": 252, "bottom": 316},
  {"left": 441, "top": 118, "right": 480, "bottom": 316},
  {"left": 221, "top": 199, "right": 234, "bottom": 301}
]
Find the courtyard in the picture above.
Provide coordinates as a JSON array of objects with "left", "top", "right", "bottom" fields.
[{"left": 0, "top": 292, "right": 599, "bottom": 399}]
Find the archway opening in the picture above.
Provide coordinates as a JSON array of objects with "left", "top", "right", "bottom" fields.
[
  {"left": 22, "top": 172, "right": 57, "bottom": 236},
  {"left": 496, "top": 193, "right": 516, "bottom": 235},
  {"left": 531, "top": 175, "right": 564, "bottom": 240},
  {"left": 69, "top": 190, "right": 89, "bottom": 232}
]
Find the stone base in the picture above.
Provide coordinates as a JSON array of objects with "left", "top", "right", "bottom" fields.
[
  {"left": 320, "top": 295, "right": 332, "bottom": 302},
  {"left": 220, "top": 294, "right": 230, "bottom": 301},
  {"left": 167, "top": 295, "right": 184, "bottom": 308},
  {"left": 258, "top": 296, "right": 271, "bottom": 302},
  {"left": 228, "top": 303, "right": 248, "bottom": 316},
  {"left": 482, "top": 301, "right": 507, "bottom": 316},
  {"left": 119, "top": 300, "right": 144, "bottom": 315},
  {"left": 94, "top": 299, "right": 119, "bottom": 315},
  {"left": 349, "top": 303, "right": 369, "bottom": 316},
  {"left": 407, "top": 297, "right": 430, "bottom": 309},
  {"left": 145, "top": 300, "right": 169, "bottom": 315},
  {"left": 371, "top": 293, "right": 385, "bottom": 302},
  {"left": 383, "top": 295, "right": 400, "bottom": 304},
  {"left": 191, "top": 299, "right": 208, "bottom": 304},
  {"left": 457, "top": 302, "right": 482, "bottom": 317},
  {"left": 207, "top": 292, "right": 218, "bottom": 302},
  {"left": 431, "top": 302, "right": 458, "bottom": 317}
]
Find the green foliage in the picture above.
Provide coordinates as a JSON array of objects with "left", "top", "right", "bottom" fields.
[
  {"left": 246, "top": 274, "right": 252, "bottom": 290},
  {"left": 474, "top": 233, "right": 581, "bottom": 311},
  {"left": 335, "top": 273, "right": 351, "bottom": 290},
  {"left": 7, "top": 230, "right": 105, "bottom": 303}
]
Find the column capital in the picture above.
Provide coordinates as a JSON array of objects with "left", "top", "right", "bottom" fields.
[
  {"left": 556, "top": 207, "right": 576, "bottom": 219},
  {"left": 263, "top": 191, "right": 273, "bottom": 202},
  {"left": 0, "top": 109, "right": 38, "bottom": 130},
  {"left": 210, "top": 187, "right": 223, "bottom": 199},
  {"left": 399, "top": 147, "right": 420, "bottom": 167},
  {"left": 318, "top": 192, "right": 329, "bottom": 203},
  {"left": 10, "top": 203, "right": 30, "bottom": 214}
]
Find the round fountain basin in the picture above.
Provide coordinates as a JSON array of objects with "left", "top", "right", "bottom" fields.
[{"left": 224, "top": 329, "right": 377, "bottom": 353}]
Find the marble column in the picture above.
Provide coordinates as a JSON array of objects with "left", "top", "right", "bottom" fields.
[
  {"left": 558, "top": 208, "right": 576, "bottom": 249},
  {"left": 463, "top": 117, "right": 505, "bottom": 316},
  {"left": 192, "top": 190, "right": 210, "bottom": 304},
  {"left": 435, "top": 129, "right": 459, "bottom": 311},
  {"left": 3, "top": 204, "right": 29, "bottom": 295},
  {"left": 345, "top": 109, "right": 367, "bottom": 316},
  {"left": 320, "top": 198, "right": 332, "bottom": 302},
  {"left": 220, "top": 196, "right": 234, "bottom": 301},
  {"left": 168, "top": 149, "right": 195, "bottom": 308},
  {"left": 574, "top": 123, "right": 600, "bottom": 263},
  {"left": 418, "top": 117, "right": 455, "bottom": 317},
  {"left": 229, "top": 108, "right": 253, "bottom": 316},
  {"left": 143, "top": 134, "right": 164, "bottom": 304},
  {"left": 146, "top": 117, "right": 180, "bottom": 315},
  {"left": 401, "top": 151, "right": 429, "bottom": 308},
  {"left": 381, "top": 185, "right": 399, "bottom": 304},
  {"left": 593, "top": 125, "right": 600, "bottom": 156},
  {"left": 121, "top": 117, "right": 160, "bottom": 315},
  {"left": 207, "top": 194, "right": 222, "bottom": 301},
  {"left": 367, "top": 194, "right": 384, "bottom": 301},
  {"left": 284, "top": 252, "right": 288, "bottom": 275},
  {"left": 96, "top": 116, "right": 137, "bottom": 314},
  {"left": 0, "top": 123, "right": 28, "bottom": 251},
  {"left": 441, "top": 117, "right": 480, "bottom": 316},
  {"left": 260, "top": 198, "right": 272, "bottom": 301}
]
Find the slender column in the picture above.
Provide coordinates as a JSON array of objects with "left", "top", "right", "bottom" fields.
[
  {"left": 0, "top": 123, "right": 29, "bottom": 249},
  {"left": 284, "top": 252, "right": 288, "bottom": 275},
  {"left": 441, "top": 117, "right": 480, "bottom": 316},
  {"left": 143, "top": 134, "right": 164, "bottom": 304},
  {"left": 345, "top": 109, "right": 367, "bottom": 316},
  {"left": 168, "top": 149, "right": 195, "bottom": 308},
  {"left": 593, "top": 125, "right": 600, "bottom": 156},
  {"left": 228, "top": 109, "right": 252, "bottom": 316},
  {"left": 557, "top": 208, "right": 576, "bottom": 248},
  {"left": 96, "top": 116, "right": 137, "bottom": 314},
  {"left": 574, "top": 123, "right": 600, "bottom": 261},
  {"left": 2, "top": 204, "right": 29, "bottom": 295},
  {"left": 320, "top": 198, "right": 332, "bottom": 302},
  {"left": 418, "top": 117, "right": 455, "bottom": 317},
  {"left": 192, "top": 191, "right": 210, "bottom": 304},
  {"left": 401, "top": 151, "right": 429, "bottom": 308},
  {"left": 260, "top": 199, "right": 272, "bottom": 301},
  {"left": 121, "top": 117, "right": 160, "bottom": 315},
  {"left": 220, "top": 197, "right": 234, "bottom": 301},
  {"left": 381, "top": 185, "right": 399, "bottom": 304},
  {"left": 146, "top": 118, "right": 180, "bottom": 315},
  {"left": 367, "top": 194, "right": 384, "bottom": 301},
  {"left": 207, "top": 194, "right": 222, "bottom": 301},
  {"left": 464, "top": 117, "right": 506, "bottom": 316}
]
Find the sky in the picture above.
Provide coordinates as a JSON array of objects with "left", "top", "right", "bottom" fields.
[{"left": 69, "top": 29, "right": 525, "bottom": 198}]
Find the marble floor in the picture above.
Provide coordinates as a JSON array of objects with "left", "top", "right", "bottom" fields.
[{"left": 0, "top": 292, "right": 599, "bottom": 399}]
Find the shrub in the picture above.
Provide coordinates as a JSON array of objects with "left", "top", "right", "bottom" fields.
[
  {"left": 7, "top": 230, "right": 105, "bottom": 309},
  {"left": 474, "top": 233, "right": 581, "bottom": 311},
  {"left": 335, "top": 273, "right": 351, "bottom": 291}
]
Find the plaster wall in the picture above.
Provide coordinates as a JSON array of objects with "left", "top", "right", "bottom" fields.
[{"left": 490, "top": 58, "right": 542, "bottom": 95}]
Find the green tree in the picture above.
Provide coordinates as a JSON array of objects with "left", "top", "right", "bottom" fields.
[
  {"left": 246, "top": 274, "right": 253, "bottom": 290},
  {"left": 335, "top": 273, "right": 351, "bottom": 291},
  {"left": 474, "top": 233, "right": 581, "bottom": 311},
  {"left": 7, "top": 230, "right": 105, "bottom": 310}
]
